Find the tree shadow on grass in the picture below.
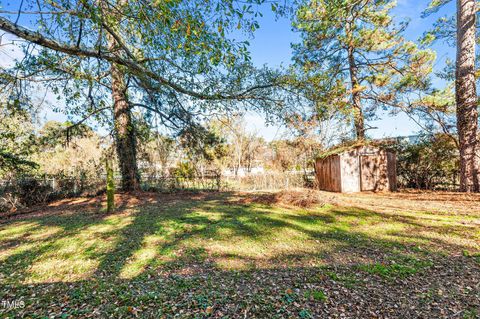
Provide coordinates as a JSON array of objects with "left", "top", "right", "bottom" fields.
[
  {"left": 1, "top": 256, "right": 479, "bottom": 318},
  {"left": 0, "top": 193, "right": 480, "bottom": 318},
  {"left": 0, "top": 191, "right": 478, "bottom": 315}
]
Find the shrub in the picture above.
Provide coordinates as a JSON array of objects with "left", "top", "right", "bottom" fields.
[
  {"left": 173, "top": 162, "right": 196, "bottom": 180},
  {"left": 0, "top": 175, "right": 105, "bottom": 213},
  {"left": 395, "top": 134, "right": 458, "bottom": 190},
  {"left": 0, "top": 178, "right": 51, "bottom": 212}
]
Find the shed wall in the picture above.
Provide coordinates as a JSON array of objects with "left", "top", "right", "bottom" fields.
[
  {"left": 340, "top": 153, "right": 360, "bottom": 192},
  {"left": 359, "top": 151, "right": 389, "bottom": 191},
  {"left": 387, "top": 151, "right": 397, "bottom": 191},
  {"left": 315, "top": 155, "right": 341, "bottom": 192},
  {"left": 316, "top": 146, "right": 397, "bottom": 193}
]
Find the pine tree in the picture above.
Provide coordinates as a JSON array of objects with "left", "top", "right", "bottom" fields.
[
  {"left": 293, "top": 0, "right": 434, "bottom": 140},
  {"left": 455, "top": 0, "right": 479, "bottom": 192},
  {"left": 423, "top": 0, "right": 479, "bottom": 192}
]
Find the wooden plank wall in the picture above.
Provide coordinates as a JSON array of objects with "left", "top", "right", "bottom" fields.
[
  {"left": 359, "top": 152, "right": 389, "bottom": 191},
  {"left": 387, "top": 151, "right": 397, "bottom": 191},
  {"left": 315, "top": 155, "right": 341, "bottom": 192},
  {"left": 316, "top": 147, "right": 397, "bottom": 193}
]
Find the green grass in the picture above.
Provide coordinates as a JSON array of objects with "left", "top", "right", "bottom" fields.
[
  {"left": 463, "top": 308, "right": 479, "bottom": 319},
  {"left": 357, "top": 258, "right": 432, "bottom": 279},
  {"left": 0, "top": 191, "right": 478, "bottom": 317},
  {"left": 304, "top": 289, "right": 327, "bottom": 302},
  {"left": 321, "top": 269, "right": 359, "bottom": 287}
]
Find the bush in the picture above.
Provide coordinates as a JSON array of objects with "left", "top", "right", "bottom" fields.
[
  {"left": 395, "top": 134, "right": 458, "bottom": 190},
  {"left": 173, "top": 162, "right": 196, "bottom": 180},
  {"left": 0, "top": 178, "right": 52, "bottom": 212},
  {"left": 0, "top": 175, "right": 105, "bottom": 213}
]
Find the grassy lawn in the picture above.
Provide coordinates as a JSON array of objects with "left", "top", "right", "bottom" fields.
[{"left": 0, "top": 191, "right": 479, "bottom": 318}]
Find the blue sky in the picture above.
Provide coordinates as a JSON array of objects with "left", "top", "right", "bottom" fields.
[{"left": 1, "top": 0, "right": 456, "bottom": 141}]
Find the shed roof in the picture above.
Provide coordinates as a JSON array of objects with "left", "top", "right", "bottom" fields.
[{"left": 317, "top": 140, "right": 392, "bottom": 160}]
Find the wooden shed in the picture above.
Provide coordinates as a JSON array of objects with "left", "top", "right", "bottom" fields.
[{"left": 315, "top": 145, "right": 397, "bottom": 193}]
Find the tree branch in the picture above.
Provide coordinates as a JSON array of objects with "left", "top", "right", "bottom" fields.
[{"left": 0, "top": 16, "right": 275, "bottom": 102}]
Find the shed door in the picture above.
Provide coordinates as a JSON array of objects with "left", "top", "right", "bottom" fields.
[{"left": 360, "top": 155, "right": 382, "bottom": 191}]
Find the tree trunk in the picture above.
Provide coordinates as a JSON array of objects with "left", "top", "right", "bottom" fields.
[
  {"left": 456, "top": 0, "right": 479, "bottom": 192},
  {"left": 103, "top": 0, "right": 140, "bottom": 191},
  {"left": 110, "top": 63, "right": 141, "bottom": 191},
  {"left": 347, "top": 45, "right": 365, "bottom": 140}
]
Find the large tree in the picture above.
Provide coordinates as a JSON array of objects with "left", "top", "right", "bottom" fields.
[
  {"left": 0, "top": 0, "right": 283, "bottom": 190},
  {"left": 422, "top": 0, "right": 479, "bottom": 192},
  {"left": 292, "top": 0, "right": 434, "bottom": 140},
  {"left": 102, "top": 0, "right": 140, "bottom": 190},
  {"left": 455, "top": 0, "right": 478, "bottom": 192}
]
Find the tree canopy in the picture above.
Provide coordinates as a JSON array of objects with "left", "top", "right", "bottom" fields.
[
  {"left": 0, "top": 0, "right": 283, "bottom": 125},
  {"left": 0, "top": 0, "right": 287, "bottom": 189},
  {"left": 292, "top": 0, "right": 435, "bottom": 139}
]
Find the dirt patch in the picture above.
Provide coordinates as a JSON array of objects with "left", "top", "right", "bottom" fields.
[
  {"left": 274, "top": 189, "right": 326, "bottom": 208},
  {"left": 231, "top": 189, "right": 325, "bottom": 208}
]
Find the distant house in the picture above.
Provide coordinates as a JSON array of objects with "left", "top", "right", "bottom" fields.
[{"left": 315, "top": 144, "right": 397, "bottom": 193}]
